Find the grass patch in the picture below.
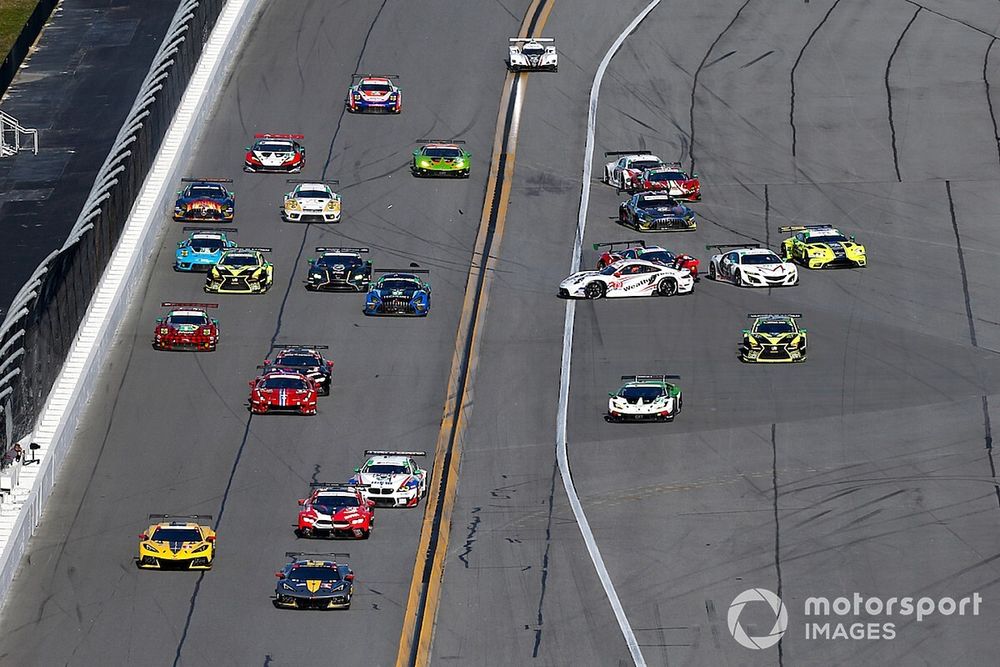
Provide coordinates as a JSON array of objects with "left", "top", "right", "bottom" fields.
[{"left": 0, "top": 0, "right": 41, "bottom": 61}]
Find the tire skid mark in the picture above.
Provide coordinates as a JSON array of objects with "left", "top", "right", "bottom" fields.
[
  {"left": 984, "top": 38, "right": 1000, "bottom": 167},
  {"left": 770, "top": 424, "right": 784, "bottom": 666},
  {"left": 902, "top": 0, "right": 999, "bottom": 39},
  {"left": 886, "top": 7, "right": 921, "bottom": 183},
  {"left": 789, "top": 0, "right": 842, "bottom": 158}
]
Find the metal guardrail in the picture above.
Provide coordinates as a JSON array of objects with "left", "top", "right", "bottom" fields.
[
  {"left": 0, "top": 110, "right": 37, "bottom": 156},
  {"left": 0, "top": 0, "right": 223, "bottom": 457}
]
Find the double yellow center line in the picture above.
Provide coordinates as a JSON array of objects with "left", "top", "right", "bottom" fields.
[{"left": 394, "top": 1, "right": 555, "bottom": 665}]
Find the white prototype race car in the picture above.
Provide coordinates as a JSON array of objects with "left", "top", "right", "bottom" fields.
[
  {"left": 281, "top": 180, "right": 342, "bottom": 223},
  {"left": 508, "top": 37, "right": 558, "bottom": 71},
  {"left": 349, "top": 450, "right": 428, "bottom": 508},
  {"left": 707, "top": 243, "right": 798, "bottom": 287},
  {"left": 603, "top": 151, "right": 663, "bottom": 190},
  {"left": 559, "top": 258, "right": 694, "bottom": 299}
]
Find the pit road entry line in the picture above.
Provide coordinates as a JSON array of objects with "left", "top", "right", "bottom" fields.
[
  {"left": 394, "top": 1, "right": 553, "bottom": 665},
  {"left": 556, "top": 1, "right": 663, "bottom": 666}
]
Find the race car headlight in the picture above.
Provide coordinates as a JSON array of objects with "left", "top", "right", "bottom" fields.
[
  {"left": 286, "top": 199, "right": 301, "bottom": 210},
  {"left": 174, "top": 206, "right": 183, "bottom": 213},
  {"left": 325, "top": 200, "right": 340, "bottom": 211},
  {"left": 809, "top": 249, "right": 825, "bottom": 257},
  {"left": 746, "top": 335, "right": 760, "bottom": 348},
  {"left": 789, "top": 336, "right": 802, "bottom": 348},
  {"left": 179, "top": 249, "right": 189, "bottom": 257},
  {"left": 209, "top": 268, "right": 220, "bottom": 278},
  {"left": 142, "top": 542, "right": 161, "bottom": 552},
  {"left": 350, "top": 518, "right": 365, "bottom": 525},
  {"left": 310, "top": 272, "right": 323, "bottom": 279},
  {"left": 191, "top": 544, "right": 209, "bottom": 553},
  {"left": 282, "top": 582, "right": 295, "bottom": 591},
  {"left": 419, "top": 159, "right": 431, "bottom": 167}
]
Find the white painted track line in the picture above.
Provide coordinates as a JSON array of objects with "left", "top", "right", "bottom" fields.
[{"left": 555, "top": 1, "right": 662, "bottom": 666}]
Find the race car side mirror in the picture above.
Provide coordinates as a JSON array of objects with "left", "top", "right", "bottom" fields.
[
  {"left": 692, "top": 172, "right": 698, "bottom": 178},
  {"left": 307, "top": 258, "right": 314, "bottom": 264},
  {"left": 345, "top": 573, "right": 355, "bottom": 582},
  {"left": 176, "top": 242, "right": 183, "bottom": 247},
  {"left": 326, "top": 361, "right": 333, "bottom": 367},
  {"left": 244, "top": 146, "right": 251, "bottom": 150},
  {"left": 800, "top": 328, "right": 808, "bottom": 333},
  {"left": 156, "top": 318, "right": 163, "bottom": 323},
  {"left": 248, "top": 381, "right": 254, "bottom": 387},
  {"left": 297, "top": 499, "right": 305, "bottom": 505},
  {"left": 354, "top": 467, "right": 361, "bottom": 473},
  {"left": 608, "top": 392, "right": 615, "bottom": 397},
  {"left": 366, "top": 260, "right": 372, "bottom": 266},
  {"left": 367, "top": 500, "right": 375, "bottom": 508},
  {"left": 206, "top": 535, "right": 216, "bottom": 542},
  {"left": 850, "top": 235, "right": 855, "bottom": 241},
  {"left": 138, "top": 533, "right": 148, "bottom": 540},
  {"left": 412, "top": 150, "right": 419, "bottom": 156},
  {"left": 211, "top": 319, "right": 218, "bottom": 325},
  {"left": 741, "top": 329, "right": 749, "bottom": 334},
  {"left": 275, "top": 572, "right": 285, "bottom": 579}
]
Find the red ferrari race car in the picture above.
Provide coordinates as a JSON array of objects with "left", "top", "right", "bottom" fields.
[
  {"left": 248, "top": 369, "right": 317, "bottom": 415},
  {"left": 628, "top": 162, "right": 701, "bottom": 200},
  {"left": 296, "top": 483, "right": 375, "bottom": 539},
  {"left": 152, "top": 302, "right": 219, "bottom": 351},
  {"left": 593, "top": 240, "right": 700, "bottom": 280},
  {"left": 244, "top": 133, "right": 305, "bottom": 173}
]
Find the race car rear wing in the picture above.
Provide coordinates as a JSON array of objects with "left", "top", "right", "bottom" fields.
[
  {"left": 287, "top": 178, "right": 339, "bottom": 184},
  {"left": 310, "top": 482, "right": 370, "bottom": 490},
  {"left": 286, "top": 552, "right": 350, "bottom": 559},
  {"left": 604, "top": 149, "right": 650, "bottom": 156},
  {"left": 183, "top": 226, "right": 237, "bottom": 233},
  {"left": 315, "top": 247, "right": 369, "bottom": 254},
  {"left": 621, "top": 375, "right": 681, "bottom": 381},
  {"left": 148, "top": 514, "right": 214, "bottom": 521},
  {"left": 592, "top": 240, "right": 645, "bottom": 251},
  {"left": 375, "top": 268, "right": 430, "bottom": 274},
  {"left": 234, "top": 247, "right": 272, "bottom": 252},
  {"left": 161, "top": 302, "right": 218, "bottom": 309},
  {"left": 181, "top": 177, "right": 233, "bottom": 183},
  {"left": 747, "top": 313, "right": 802, "bottom": 319},
  {"left": 272, "top": 344, "right": 329, "bottom": 349},
  {"left": 778, "top": 225, "right": 836, "bottom": 232},
  {"left": 416, "top": 138, "right": 465, "bottom": 144},
  {"left": 509, "top": 37, "right": 554, "bottom": 42},
  {"left": 662, "top": 161, "right": 684, "bottom": 169},
  {"left": 352, "top": 73, "right": 399, "bottom": 80},
  {"left": 705, "top": 243, "right": 762, "bottom": 250},
  {"left": 255, "top": 133, "right": 304, "bottom": 139},
  {"left": 364, "top": 450, "right": 427, "bottom": 457}
]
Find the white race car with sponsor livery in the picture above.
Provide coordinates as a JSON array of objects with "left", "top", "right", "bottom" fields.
[
  {"left": 607, "top": 374, "right": 683, "bottom": 422},
  {"left": 349, "top": 450, "right": 427, "bottom": 508},
  {"left": 707, "top": 244, "right": 798, "bottom": 287},
  {"left": 508, "top": 37, "right": 558, "bottom": 71},
  {"left": 559, "top": 258, "right": 694, "bottom": 299},
  {"left": 346, "top": 74, "right": 402, "bottom": 113},
  {"left": 244, "top": 133, "right": 305, "bottom": 173},
  {"left": 281, "top": 179, "right": 342, "bottom": 223},
  {"left": 603, "top": 150, "right": 664, "bottom": 190}
]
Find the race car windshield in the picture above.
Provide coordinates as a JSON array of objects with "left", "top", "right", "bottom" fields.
[
  {"left": 522, "top": 45, "right": 545, "bottom": 55},
  {"left": 809, "top": 234, "right": 849, "bottom": 244},
  {"left": 220, "top": 254, "right": 259, "bottom": 266},
  {"left": 189, "top": 185, "right": 225, "bottom": 198},
  {"left": 741, "top": 253, "right": 782, "bottom": 265},
  {"left": 630, "top": 160, "right": 660, "bottom": 170},
  {"left": 296, "top": 189, "right": 330, "bottom": 199},
  {"left": 314, "top": 495, "right": 360, "bottom": 509},
  {"left": 600, "top": 264, "right": 624, "bottom": 276},
  {"left": 360, "top": 83, "right": 392, "bottom": 92},
  {"left": 365, "top": 464, "right": 407, "bottom": 475},
  {"left": 287, "top": 567, "right": 340, "bottom": 582},
  {"left": 756, "top": 321, "right": 796, "bottom": 334},
  {"left": 620, "top": 386, "right": 665, "bottom": 400},
  {"left": 640, "top": 250, "right": 675, "bottom": 263},
  {"left": 167, "top": 315, "right": 208, "bottom": 326},
  {"left": 255, "top": 141, "right": 292, "bottom": 152},
  {"left": 647, "top": 171, "right": 686, "bottom": 181},
  {"left": 423, "top": 147, "right": 463, "bottom": 158},
  {"left": 262, "top": 377, "right": 310, "bottom": 390},
  {"left": 317, "top": 255, "right": 360, "bottom": 268},
  {"left": 151, "top": 528, "right": 202, "bottom": 542},
  {"left": 276, "top": 355, "right": 319, "bottom": 367},
  {"left": 638, "top": 197, "right": 677, "bottom": 209},
  {"left": 379, "top": 279, "right": 419, "bottom": 291},
  {"left": 190, "top": 238, "right": 224, "bottom": 251}
]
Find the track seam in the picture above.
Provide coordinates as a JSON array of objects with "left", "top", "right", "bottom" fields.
[
  {"left": 771, "top": 423, "right": 784, "bottom": 665},
  {"left": 789, "top": 0, "right": 842, "bottom": 158},
  {"left": 886, "top": 7, "right": 921, "bottom": 183},
  {"left": 985, "top": 38, "right": 1000, "bottom": 167}
]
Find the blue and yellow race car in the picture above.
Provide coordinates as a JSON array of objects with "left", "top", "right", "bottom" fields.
[
  {"left": 174, "top": 228, "right": 238, "bottom": 272},
  {"left": 173, "top": 178, "right": 235, "bottom": 222},
  {"left": 364, "top": 269, "right": 430, "bottom": 316}
]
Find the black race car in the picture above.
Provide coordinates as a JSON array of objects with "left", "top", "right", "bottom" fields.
[
  {"left": 173, "top": 178, "right": 235, "bottom": 222},
  {"left": 263, "top": 345, "right": 334, "bottom": 395},
  {"left": 305, "top": 247, "right": 372, "bottom": 292},
  {"left": 273, "top": 552, "right": 354, "bottom": 610}
]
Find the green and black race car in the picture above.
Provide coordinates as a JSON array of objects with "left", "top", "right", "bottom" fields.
[
  {"left": 411, "top": 139, "right": 470, "bottom": 178},
  {"left": 740, "top": 313, "right": 807, "bottom": 363}
]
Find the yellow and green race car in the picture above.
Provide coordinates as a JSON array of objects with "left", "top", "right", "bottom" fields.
[
  {"left": 137, "top": 514, "right": 216, "bottom": 569},
  {"left": 740, "top": 313, "right": 807, "bottom": 363},
  {"left": 205, "top": 247, "right": 273, "bottom": 294},
  {"left": 411, "top": 139, "right": 470, "bottom": 178},
  {"left": 780, "top": 225, "right": 865, "bottom": 269}
]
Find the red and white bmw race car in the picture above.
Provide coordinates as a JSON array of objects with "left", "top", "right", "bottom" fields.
[
  {"left": 297, "top": 483, "right": 375, "bottom": 539},
  {"left": 248, "top": 369, "right": 317, "bottom": 415},
  {"left": 152, "top": 302, "right": 219, "bottom": 351},
  {"left": 629, "top": 162, "right": 701, "bottom": 200},
  {"left": 244, "top": 133, "right": 305, "bottom": 173},
  {"left": 603, "top": 150, "right": 664, "bottom": 190}
]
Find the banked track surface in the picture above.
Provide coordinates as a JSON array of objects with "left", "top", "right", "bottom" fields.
[{"left": 0, "top": 1, "right": 534, "bottom": 665}]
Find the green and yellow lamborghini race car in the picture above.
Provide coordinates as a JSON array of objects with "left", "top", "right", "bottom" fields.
[
  {"left": 780, "top": 225, "right": 866, "bottom": 269},
  {"left": 740, "top": 313, "right": 807, "bottom": 363},
  {"left": 411, "top": 139, "right": 470, "bottom": 178}
]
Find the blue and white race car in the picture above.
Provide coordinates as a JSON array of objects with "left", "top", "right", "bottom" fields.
[
  {"left": 363, "top": 270, "right": 431, "bottom": 316},
  {"left": 174, "top": 229, "right": 238, "bottom": 272},
  {"left": 346, "top": 74, "right": 402, "bottom": 113}
]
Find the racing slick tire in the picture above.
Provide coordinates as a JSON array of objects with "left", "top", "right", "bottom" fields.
[
  {"left": 708, "top": 262, "right": 717, "bottom": 281},
  {"left": 675, "top": 394, "right": 683, "bottom": 414},
  {"left": 584, "top": 282, "right": 606, "bottom": 299},
  {"left": 618, "top": 206, "right": 629, "bottom": 224},
  {"left": 656, "top": 277, "right": 678, "bottom": 297},
  {"left": 734, "top": 269, "right": 746, "bottom": 287}
]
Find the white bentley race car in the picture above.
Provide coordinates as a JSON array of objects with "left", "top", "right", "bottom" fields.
[
  {"left": 559, "top": 258, "right": 694, "bottom": 299},
  {"left": 508, "top": 38, "right": 557, "bottom": 71},
  {"left": 707, "top": 244, "right": 798, "bottom": 287}
]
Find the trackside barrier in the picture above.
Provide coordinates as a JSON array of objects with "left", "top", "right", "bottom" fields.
[{"left": 0, "top": 0, "right": 265, "bottom": 606}]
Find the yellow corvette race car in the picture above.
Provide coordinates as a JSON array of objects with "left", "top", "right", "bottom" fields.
[
  {"left": 205, "top": 247, "right": 273, "bottom": 294},
  {"left": 137, "top": 514, "right": 216, "bottom": 569},
  {"left": 780, "top": 225, "right": 866, "bottom": 269}
]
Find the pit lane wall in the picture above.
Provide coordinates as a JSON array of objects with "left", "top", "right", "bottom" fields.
[{"left": 0, "top": 0, "right": 265, "bottom": 606}]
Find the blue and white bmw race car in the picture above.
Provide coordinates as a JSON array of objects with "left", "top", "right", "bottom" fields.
[{"left": 174, "top": 229, "right": 238, "bottom": 272}]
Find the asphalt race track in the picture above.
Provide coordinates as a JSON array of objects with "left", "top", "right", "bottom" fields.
[{"left": 4, "top": 0, "right": 1000, "bottom": 666}]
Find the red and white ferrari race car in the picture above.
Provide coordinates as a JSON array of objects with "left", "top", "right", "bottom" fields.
[
  {"left": 248, "top": 369, "right": 318, "bottom": 415},
  {"left": 244, "top": 133, "right": 305, "bottom": 173},
  {"left": 152, "top": 302, "right": 219, "bottom": 351},
  {"left": 296, "top": 483, "right": 375, "bottom": 539},
  {"left": 629, "top": 162, "right": 700, "bottom": 200},
  {"left": 593, "top": 240, "right": 700, "bottom": 280}
]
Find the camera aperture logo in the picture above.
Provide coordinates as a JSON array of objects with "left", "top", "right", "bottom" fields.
[{"left": 727, "top": 588, "right": 788, "bottom": 650}]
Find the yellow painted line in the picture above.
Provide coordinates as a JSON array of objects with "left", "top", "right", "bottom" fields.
[{"left": 394, "top": 2, "right": 555, "bottom": 666}]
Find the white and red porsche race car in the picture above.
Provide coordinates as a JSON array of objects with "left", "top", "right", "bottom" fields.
[
  {"left": 559, "top": 258, "right": 694, "bottom": 299},
  {"left": 346, "top": 74, "right": 402, "bottom": 113}
]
